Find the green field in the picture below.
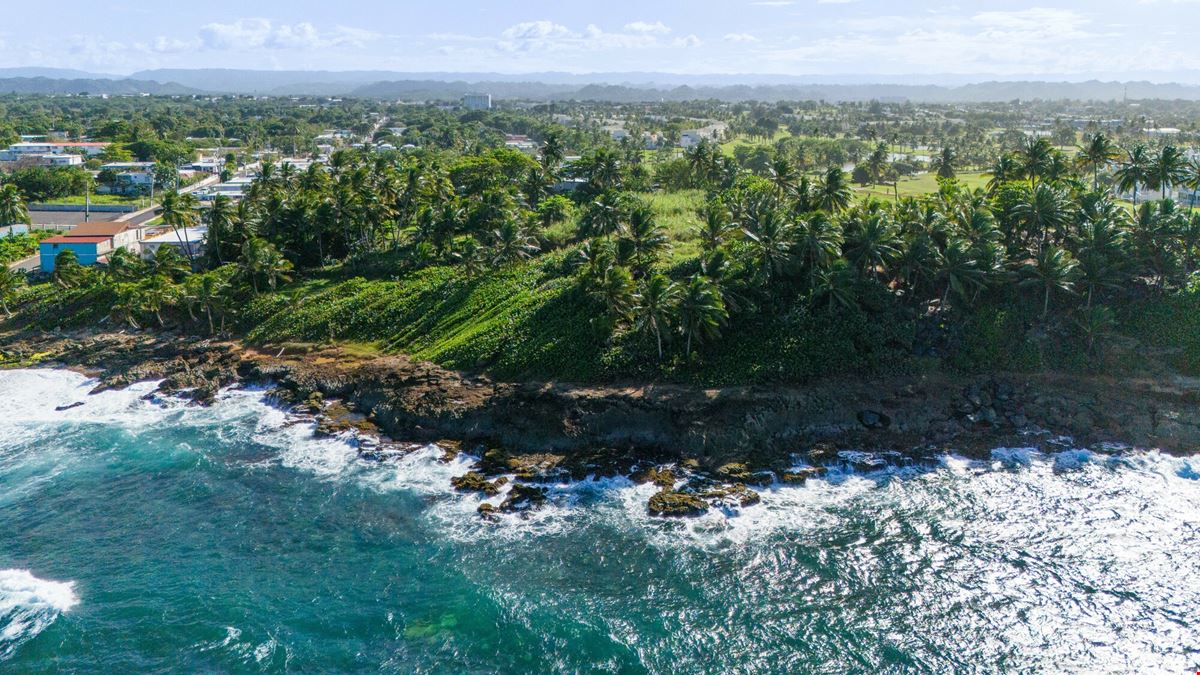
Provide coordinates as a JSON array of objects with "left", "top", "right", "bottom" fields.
[
  {"left": 38, "top": 194, "right": 146, "bottom": 206},
  {"left": 855, "top": 171, "right": 991, "bottom": 200}
]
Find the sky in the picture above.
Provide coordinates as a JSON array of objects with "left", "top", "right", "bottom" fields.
[{"left": 4, "top": 0, "right": 1200, "bottom": 81}]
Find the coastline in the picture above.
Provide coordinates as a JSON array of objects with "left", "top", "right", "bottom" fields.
[{"left": 4, "top": 327, "right": 1200, "bottom": 516}]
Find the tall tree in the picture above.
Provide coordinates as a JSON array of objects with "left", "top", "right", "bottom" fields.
[
  {"left": 1076, "top": 132, "right": 1119, "bottom": 192},
  {"left": 1146, "top": 145, "right": 1189, "bottom": 200},
  {"left": 0, "top": 184, "right": 31, "bottom": 228},
  {"left": 676, "top": 274, "right": 727, "bottom": 357},
  {"left": 1114, "top": 144, "right": 1151, "bottom": 206},
  {"left": 634, "top": 274, "right": 680, "bottom": 361}
]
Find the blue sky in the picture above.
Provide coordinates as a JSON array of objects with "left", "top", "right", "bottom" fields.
[{"left": 5, "top": 0, "right": 1200, "bottom": 79}]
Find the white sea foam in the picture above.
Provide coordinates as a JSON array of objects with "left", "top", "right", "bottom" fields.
[
  {"left": 991, "top": 446, "right": 1039, "bottom": 468},
  {"left": 0, "top": 569, "right": 78, "bottom": 659},
  {"left": 1052, "top": 448, "right": 1095, "bottom": 472}
]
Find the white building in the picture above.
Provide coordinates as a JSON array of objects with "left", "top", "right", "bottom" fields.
[
  {"left": 463, "top": 94, "right": 492, "bottom": 111},
  {"left": 0, "top": 141, "right": 108, "bottom": 161},
  {"left": 140, "top": 226, "right": 206, "bottom": 260},
  {"left": 98, "top": 162, "right": 156, "bottom": 195},
  {"left": 680, "top": 123, "right": 728, "bottom": 149}
]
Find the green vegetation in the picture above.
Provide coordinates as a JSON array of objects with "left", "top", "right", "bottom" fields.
[
  {"left": 4, "top": 95, "right": 1200, "bottom": 387},
  {"left": 38, "top": 193, "right": 142, "bottom": 206},
  {"left": 0, "top": 231, "right": 52, "bottom": 266}
]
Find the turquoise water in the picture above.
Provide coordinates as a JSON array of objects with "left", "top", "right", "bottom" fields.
[{"left": 2, "top": 369, "right": 1200, "bottom": 672}]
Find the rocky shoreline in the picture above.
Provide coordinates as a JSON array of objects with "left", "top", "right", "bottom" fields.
[{"left": 4, "top": 328, "right": 1200, "bottom": 518}]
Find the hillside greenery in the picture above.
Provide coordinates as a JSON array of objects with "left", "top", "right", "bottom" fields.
[{"left": 4, "top": 100, "right": 1200, "bottom": 385}]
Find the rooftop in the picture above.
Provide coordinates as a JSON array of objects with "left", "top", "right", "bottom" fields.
[
  {"left": 41, "top": 235, "right": 111, "bottom": 245},
  {"left": 64, "top": 222, "right": 129, "bottom": 237}
]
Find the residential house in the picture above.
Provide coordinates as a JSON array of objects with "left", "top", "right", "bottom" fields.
[
  {"left": 98, "top": 162, "right": 157, "bottom": 196},
  {"left": 39, "top": 222, "right": 141, "bottom": 271},
  {"left": 0, "top": 141, "right": 109, "bottom": 161},
  {"left": 140, "top": 227, "right": 206, "bottom": 260}
]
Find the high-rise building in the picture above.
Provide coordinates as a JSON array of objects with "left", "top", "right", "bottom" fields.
[{"left": 463, "top": 93, "right": 492, "bottom": 111}]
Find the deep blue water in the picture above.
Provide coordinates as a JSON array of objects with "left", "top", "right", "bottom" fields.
[{"left": 2, "top": 369, "right": 1199, "bottom": 672}]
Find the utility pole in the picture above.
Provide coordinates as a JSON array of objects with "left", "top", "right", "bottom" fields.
[{"left": 84, "top": 178, "right": 90, "bottom": 223}]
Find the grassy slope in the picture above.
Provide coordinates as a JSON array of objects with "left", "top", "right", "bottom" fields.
[{"left": 855, "top": 172, "right": 990, "bottom": 200}]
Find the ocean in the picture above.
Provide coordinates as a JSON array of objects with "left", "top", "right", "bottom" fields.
[{"left": 1, "top": 368, "right": 1198, "bottom": 672}]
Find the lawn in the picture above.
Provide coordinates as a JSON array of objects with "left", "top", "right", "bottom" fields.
[
  {"left": 643, "top": 189, "right": 704, "bottom": 262},
  {"left": 38, "top": 194, "right": 146, "bottom": 206},
  {"left": 854, "top": 171, "right": 991, "bottom": 201}
]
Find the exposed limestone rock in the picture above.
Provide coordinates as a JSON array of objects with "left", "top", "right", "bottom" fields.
[
  {"left": 647, "top": 490, "right": 708, "bottom": 517},
  {"left": 450, "top": 472, "right": 509, "bottom": 496}
]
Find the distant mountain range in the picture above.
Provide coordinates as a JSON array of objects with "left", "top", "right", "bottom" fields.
[
  {"left": 1, "top": 68, "right": 1199, "bottom": 102},
  {"left": 0, "top": 77, "right": 198, "bottom": 96}
]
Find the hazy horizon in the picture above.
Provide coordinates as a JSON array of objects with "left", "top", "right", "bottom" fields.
[{"left": 4, "top": 0, "right": 1200, "bottom": 84}]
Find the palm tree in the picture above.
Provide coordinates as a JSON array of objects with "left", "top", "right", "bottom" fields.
[
  {"left": 0, "top": 268, "right": 23, "bottom": 316},
  {"left": 580, "top": 191, "right": 626, "bottom": 240},
  {"left": 1016, "top": 137, "right": 1056, "bottom": 188},
  {"left": 105, "top": 247, "right": 144, "bottom": 282},
  {"left": 696, "top": 198, "right": 733, "bottom": 253},
  {"left": 158, "top": 190, "right": 201, "bottom": 266},
  {"left": 793, "top": 214, "right": 843, "bottom": 289},
  {"left": 1146, "top": 145, "right": 1189, "bottom": 200},
  {"left": 767, "top": 156, "right": 798, "bottom": 197},
  {"left": 136, "top": 275, "right": 178, "bottom": 327},
  {"left": 52, "top": 249, "right": 83, "bottom": 288},
  {"left": 1075, "top": 215, "right": 1128, "bottom": 306},
  {"left": 451, "top": 236, "right": 487, "bottom": 278},
  {"left": 186, "top": 271, "right": 230, "bottom": 335},
  {"left": 741, "top": 208, "right": 793, "bottom": 281},
  {"left": 676, "top": 274, "right": 727, "bottom": 357},
  {"left": 147, "top": 244, "right": 190, "bottom": 281},
  {"left": 985, "top": 153, "right": 1021, "bottom": 194},
  {"left": 1012, "top": 183, "right": 1072, "bottom": 252},
  {"left": 865, "top": 142, "right": 889, "bottom": 187},
  {"left": 817, "top": 167, "right": 853, "bottom": 213},
  {"left": 843, "top": 209, "right": 901, "bottom": 278},
  {"left": 1185, "top": 159, "right": 1200, "bottom": 209},
  {"left": 1074, "top": 305, "right": 1116, "bottom": 357},
  {"left": 1179, "top": 213, "right": 1200, "bottom": 278},
  {"left": 109, "top": 283, "right": 142, "bottom": 329},
  {"left": 814, "top": 259, "right": 858, "bottom": 312},
  {"left": 489, "top": 221, "right": 540, "bottom": 266},
  {"left": 591, "top": 263, "right": 636, "bottom": 321},
  {"left": 621, "top": 205, "right": 668, "bottom": 276},
  {"left": 539, "top": 132, "right": 564, "bottom": 177},
  {"left": 239, "top": 237, "right": 293, "bottom": 294},
  {"left": 634, "top": 274, "right": 680, "bottom": 360},
  {"left": 1019, "top": 245, "right": 1079, "bottom": 318},
  {"left": 936, "top": 240, "right": 986, "bottom": 307},
  {"left": 1114, "top": 144, "right": 1151, "bottom": 206},
  {"left": 1076, "top": 133, "right": 1119, "bottom": 192},
  {"left": 932, "top": 146, "right": 957, "bottom": 180},
  {"left": 0, "top": 184, "right": 31, "bottom": 229},
  {"left": 203, "top": 195, "right": 236, "bottom": 265}
]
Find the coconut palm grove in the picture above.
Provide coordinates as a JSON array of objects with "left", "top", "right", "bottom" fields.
[{"left": 2, "top": 96, "right": 1198, "bottom": 384}]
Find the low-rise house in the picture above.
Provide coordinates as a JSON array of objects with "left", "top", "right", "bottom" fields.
[
  {"left": 679, "top": 123, "right": 728, "bottom": 148},
  {"left": 504, "top": 134, "right": 539, "bottom": 155},
  {"left": 140, "top": 226, "right": 206, "bottom": 260},
  {"left": 0, "top": 141, "right": 108, "bottom": 161},
  {"left": 98, "top": 162, "right": 157, "bottom": 195},
  {"left": 39, "top": 222, "right": 141, "bottom": 271}
]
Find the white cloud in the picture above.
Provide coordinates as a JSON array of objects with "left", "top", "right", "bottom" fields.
[
  {"left": 197, "top": 18, "right": 378, "bottom": 51},
  {"left": 624, "top": 21, "right": 672, "bottom": 34},
  {"left": 724, "top": 33, "right": 760, "bottom": 42},
  {"left": 496, "top": 20, "right": 695, "bottom": 53}
]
